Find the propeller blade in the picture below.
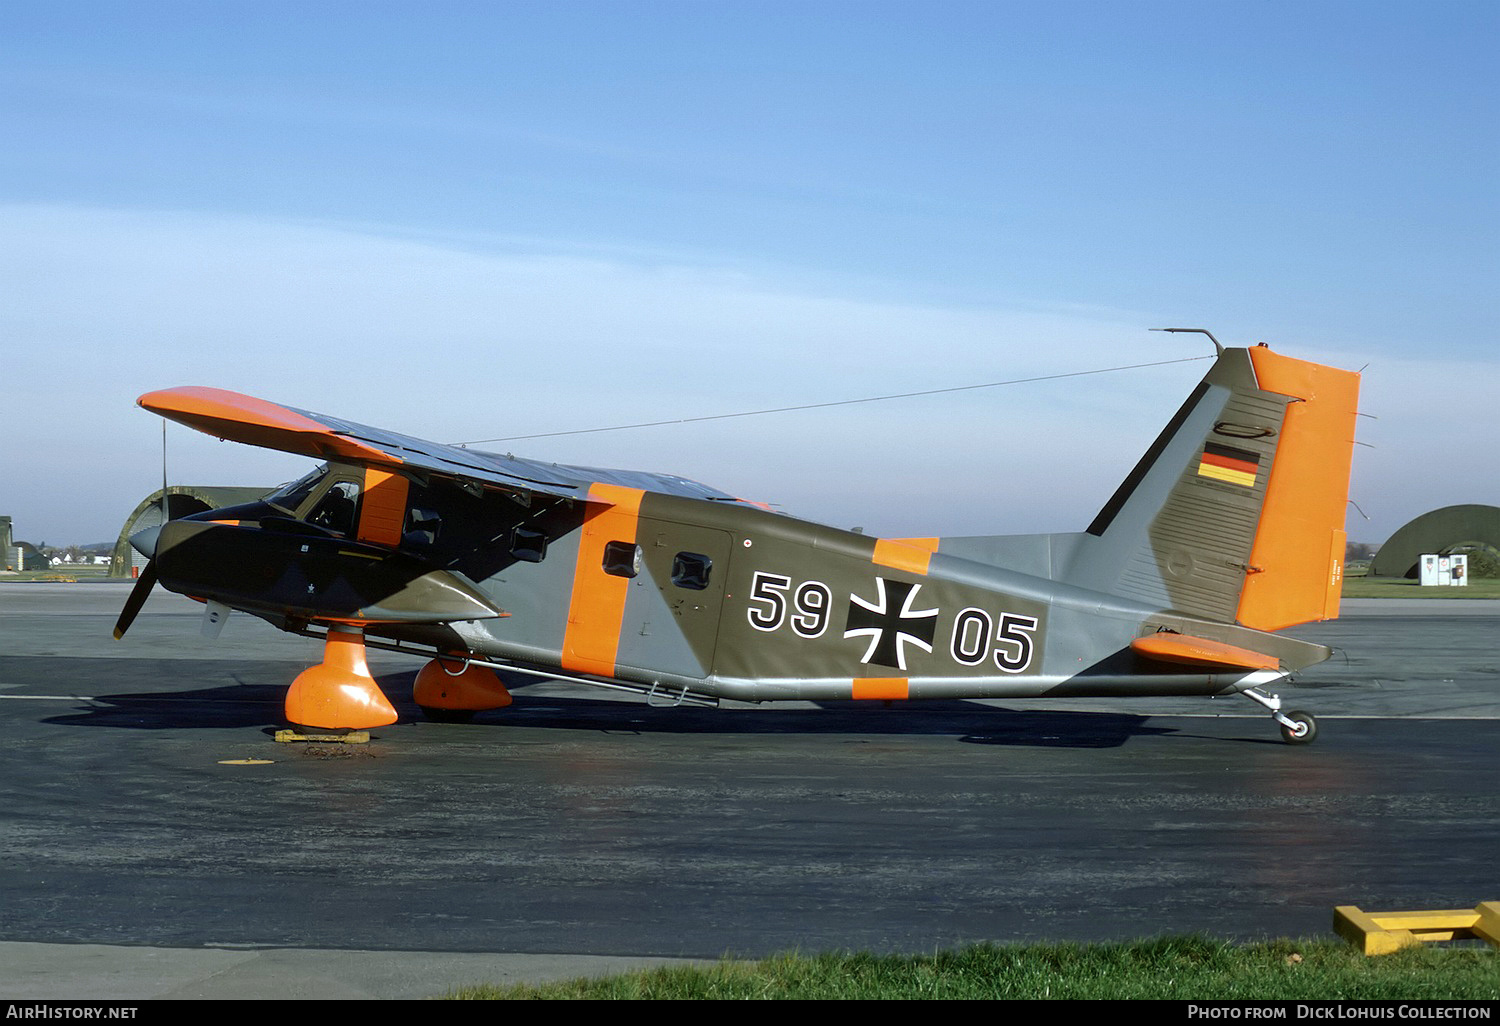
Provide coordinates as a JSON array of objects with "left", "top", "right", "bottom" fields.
[{"left": 113, "top": 560, "right": 158, "bottom": 640}]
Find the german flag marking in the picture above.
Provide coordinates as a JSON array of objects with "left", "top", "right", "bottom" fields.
[{"left": 1197, "top": 442, "right": 1260, "bottom": 488}]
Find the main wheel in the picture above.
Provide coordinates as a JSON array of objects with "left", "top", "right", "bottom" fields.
[
  {"left": 1279, "top": 710, "right": 1317, "bottom": 745},
  {"left": 419, "top": 706, "right": 475, "bottom": 724}
]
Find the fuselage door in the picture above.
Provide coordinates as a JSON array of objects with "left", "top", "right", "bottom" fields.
[{"left": 622, "top": 518, "right": 733, "bottom": 680}]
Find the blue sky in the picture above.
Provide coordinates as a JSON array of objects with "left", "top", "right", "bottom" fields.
[{"left": 3, "top": 0, "right": 1496, "bottom": 546}]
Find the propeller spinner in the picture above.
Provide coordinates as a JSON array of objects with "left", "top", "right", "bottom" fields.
[{"left": 113, "top": 525, "right": 164, "bottom": 640}]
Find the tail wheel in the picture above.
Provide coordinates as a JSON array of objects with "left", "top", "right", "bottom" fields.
[{"left": 1279, "top": 710, "right": 1317, "bottom": 745}]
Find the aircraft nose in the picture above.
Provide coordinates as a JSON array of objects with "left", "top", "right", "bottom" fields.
[{"left": 129, "top": 525, "right": 162, "bottom": 560}]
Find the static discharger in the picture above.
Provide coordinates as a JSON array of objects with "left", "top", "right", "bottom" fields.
[
  {"left": 1334, "top": 903, "right": 1500, "bottom": 955},
  {"left": 274, "top": 729, "right": 371, "bottom": 744}
]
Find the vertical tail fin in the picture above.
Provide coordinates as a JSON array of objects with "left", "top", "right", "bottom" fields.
[{"left": 1064, "top": 344, "right": 1360, "bottom": 629}]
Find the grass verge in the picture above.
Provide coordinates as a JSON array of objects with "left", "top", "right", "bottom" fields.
[
  {"left": 1342, "top": 576, "right": 1500, "bottom": 599},
  {"left": 448, "top": 937, "right": 1499, "bottom": 1000}
]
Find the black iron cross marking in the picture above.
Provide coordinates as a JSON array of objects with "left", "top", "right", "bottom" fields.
[{"left": 844, "top": 578, "right": 939, "bottom": 671}]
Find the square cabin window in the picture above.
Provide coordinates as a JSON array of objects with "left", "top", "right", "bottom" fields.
[
  {"left": 404, "top": 508, "right": 442, "bottom": 547},
  {"left": 671, "top": 552, "right": 712, "bottom": 590},
  {"left": 602, "top": 541, "right": 641, "bottom": 578},
  {"left": 510, "top": 526, "right": 547, "bottom": 563}
]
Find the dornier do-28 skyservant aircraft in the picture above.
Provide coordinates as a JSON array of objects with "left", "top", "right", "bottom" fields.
[{"left": 117, "top": 336, "right": 1360, "bottom": 744}]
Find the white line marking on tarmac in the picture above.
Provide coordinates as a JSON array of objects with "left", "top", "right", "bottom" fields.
[{"left": 0, "top": 694, "right": 95, "bottom": 701}]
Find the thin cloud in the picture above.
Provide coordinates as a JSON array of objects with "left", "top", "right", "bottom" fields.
[{"left": 2, "top": 204, "right": 1485, "bottom": 546}]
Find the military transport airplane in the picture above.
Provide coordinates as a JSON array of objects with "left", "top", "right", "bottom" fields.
[{"left": 116, "top": 338, "right": 1359, "bottom": 744}]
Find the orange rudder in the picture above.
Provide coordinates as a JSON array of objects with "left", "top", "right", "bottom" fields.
[{"left": 1237, "top": 347, "right": 1360, "bottom": 630}]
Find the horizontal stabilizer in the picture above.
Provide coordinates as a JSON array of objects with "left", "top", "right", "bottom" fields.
[{"left": 1130, "top": 633, "right": 1280, "bottom": 671}]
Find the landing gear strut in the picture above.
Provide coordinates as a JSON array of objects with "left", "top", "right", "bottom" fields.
[
  {"left": 1240, "top": 681, "right": 1318, "bottom": 745},
  {"left": 285, "top": 626, "right": 398, "bottom": 730}
]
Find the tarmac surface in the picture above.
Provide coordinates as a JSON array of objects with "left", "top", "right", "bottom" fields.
[{"left": 1, "top": 583, "right": 1497, "bottom": 998}]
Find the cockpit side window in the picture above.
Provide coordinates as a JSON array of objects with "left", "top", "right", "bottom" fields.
[{"left": 308, "top": 480, "right": 361, "bottom": 535}]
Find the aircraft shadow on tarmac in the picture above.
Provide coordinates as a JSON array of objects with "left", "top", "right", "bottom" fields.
[
  {"left": 42, "top": 681, "right": 289, "bottom": 731},
  {"left": 40, "top": 666, "right": 1178, "bottom": 749}
]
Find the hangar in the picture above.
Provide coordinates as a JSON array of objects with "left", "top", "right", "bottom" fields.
[
  {"left": 109, "top": 486, "right": 270, "bottom": 577},
  {"left": 2, "top": 516, "right": 52, "bottom": 572},
  {"left": 1368, "top": 504, "right": 1500, "bottom": 579}
]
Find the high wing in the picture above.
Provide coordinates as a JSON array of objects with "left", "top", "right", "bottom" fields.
[{"left": 138, "top": 386, "right": 748, "bottom": 506}]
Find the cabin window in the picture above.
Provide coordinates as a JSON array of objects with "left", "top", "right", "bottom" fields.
[
  {"left": 510, "top": 526, "right": 547, "bottom": 563},
  {"left": 602, "top": 541, "right": 641, "bottom": 578},
  {"left": 671, "top": 552, "right": 712, "bottom": 590},
  {"left": 405, "top": 508, "right": 442, "bottom": 547},
  {"left": 308, "top": 480, "right": 361, "bottom": 535}
]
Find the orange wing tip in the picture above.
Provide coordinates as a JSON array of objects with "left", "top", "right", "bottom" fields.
[
  {"left": 1131, "top": 634, "right": 1280, "bottom": 671},
  {"left": 138, "top": 386, "right": 396, "bottom": 465},
  {"left": 139, "top": 386, "right": 324, "bottom": 433}
]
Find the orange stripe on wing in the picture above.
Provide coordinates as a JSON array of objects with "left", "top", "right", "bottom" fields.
[{"left": 561, "top": 484, "right": 645, "bottom": 677}]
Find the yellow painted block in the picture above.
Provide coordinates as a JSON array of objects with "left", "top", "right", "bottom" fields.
[
  {"left": 274, "top": 729, "right": 371, "bottom": 744},
  {"left": 1365, "top": 910, "right": 1479, "bottom": 932},
  {"left": 1334, "top": 906, "right": 1404, "bottom": 955},
  {"left": 1335, "top": 904, "right": 1500, "bottom": 955},
  {"left": 1475, "top": 902, "right": 1500, "bottom": 946}
]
